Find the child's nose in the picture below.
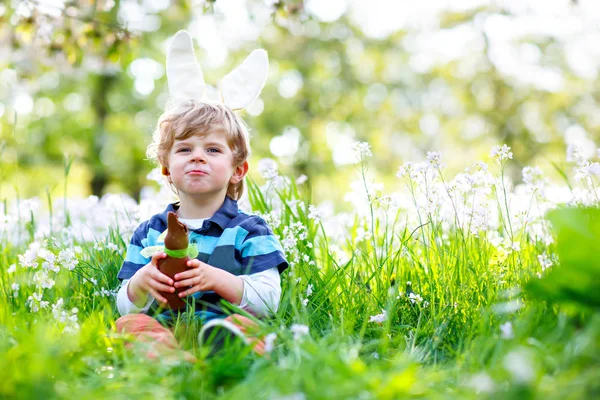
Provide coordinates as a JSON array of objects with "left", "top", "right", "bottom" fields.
[{"left": 190, "top": 149, "right": 206, "bottom": 163}]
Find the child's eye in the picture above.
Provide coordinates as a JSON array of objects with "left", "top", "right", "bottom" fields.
[
  {"left": 207, "top": 148, "right": 221, "bottom": 153},
  {"left": 177, "top": 148, "right": 191, "bottom": 153}
]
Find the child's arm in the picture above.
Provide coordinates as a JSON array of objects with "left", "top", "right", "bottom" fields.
[
  {"left": 116, "top": 279, "right": 155, "bottom": 315},
  {"left": 238, "top": 267, "right": 281, "bottom": 317},
  {"left": 173, "top": 259, "right": 245, "bottom": 305},
  {"left": 127, "top": 252, "right": 175, "bottom": 307},
  {"left": 173, "top": 263, "right": 281, "bottom": 317}
]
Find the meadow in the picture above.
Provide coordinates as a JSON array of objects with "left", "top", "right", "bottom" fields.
[{"left": 0, "top": 143, "right": 598, "bottom": 399}]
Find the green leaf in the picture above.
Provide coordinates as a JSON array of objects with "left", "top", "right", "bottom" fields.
[{"left": 527, "top": 207, "right": 600, "bottom": 310}]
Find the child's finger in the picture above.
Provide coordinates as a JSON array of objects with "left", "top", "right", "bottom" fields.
[
  {"left": 150, "top": 280, "right": 175, "bottom": 293},
  {"left": 151, "top": 252, "right": 168, "bottom": 265},
  {"left": 151, "top": 269, "right": 174, "bottom": 286},
  {"left": 186, "top": 259, "right": 201, "bottom": 268},
  {"left": 174, "top": 267, "right": 201, "bottom": 282},
  {"left": 174, "top": 276, "right": 198, "bottom": 288},
  {"left": 147, "top": 287, "right": 168, "bottom": 304},
  {"left": 178, "top": 284, "right": 201, "bottom": 298}
]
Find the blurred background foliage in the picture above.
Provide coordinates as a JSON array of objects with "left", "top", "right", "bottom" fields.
[{"left": 1, "top": 0, "right": 599, "bottom": 205}]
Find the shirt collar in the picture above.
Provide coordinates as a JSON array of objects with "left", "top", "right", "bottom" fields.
[{"left": 158, "top": 196, "right": 239, "bottom": 230}]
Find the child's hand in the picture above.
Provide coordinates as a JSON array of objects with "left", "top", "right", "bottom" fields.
[
  {"left": 128, "top": 252, "right": 175, "bottom": 305},
  {"left": 173, "top": 259, "right": 217, "bottom": 297}
]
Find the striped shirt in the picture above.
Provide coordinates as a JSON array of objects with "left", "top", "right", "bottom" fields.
[{"left": 117, "top": 196, "right": 288, "bottom": 314}]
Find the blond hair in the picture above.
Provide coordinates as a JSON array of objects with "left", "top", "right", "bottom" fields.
[{"left": 146, "top": 100, "right": 251, "bottom": 200}]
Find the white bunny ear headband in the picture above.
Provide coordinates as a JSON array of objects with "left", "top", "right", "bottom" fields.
[{"left": 166, "top": 30, "right": 269, "bottom": 110}]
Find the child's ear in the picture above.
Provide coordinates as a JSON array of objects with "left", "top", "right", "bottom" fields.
[
  {"left": 230, "top": 161, "right": 249, "bottom": 184},
  {"left": 162, "top": 166, "right": 170, "bottom": 176}
]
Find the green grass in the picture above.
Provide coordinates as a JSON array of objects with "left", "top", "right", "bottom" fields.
[{"left": 1, "top": 154, "right": 599, "bottom": 399}]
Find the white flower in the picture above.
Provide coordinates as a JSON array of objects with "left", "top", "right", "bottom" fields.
[
  {"left": 575, "top": 161, "right": 600, "bottom": 181},
  {"left": 58, "top": 248, "right": 78, "bottom": 270},
  {"left": 290, "top": 324, "right": 310, "bottom": 340},
  {"left": 264, "top": 332, "right": 277, "bottom": 353},
  {"left": 295, "top": 174, "right": 308, "bottom": 185},
  {"left": 106, "top": 243, "right": 118, "bottom": 252},
  {"left": 522, "top": 166, "right": 545, "bottom": 187},
  {"left": 306, "top": 284, "right": 313, "bottom": 297},
  {"left": 426, "top": 151, "right": 442, "bottom": 168},
  {"left": 8, "top": 264, "right": 16, "bottom": 274},
  {"left": 409, "top": 293, "right": 423, "bottom": 304},
  {"left": 490, "top": 144, "right": 513, "bottom": 163},
  {"left": 566, "top": 142, "right": 585, "bottom": 163},
  {"left": 257, "top": 158, "right": 279, "bottom": 180},
  {"left": 34, "top": 270, "right": 55, "bottom": 289},
  {"left": 11, "top": 283, "right": 19, "bottom": 297},
  {"left": 18, "top": 246, "right": 39, "bottom": 269},
  {"left": 466, "top": 372, "right": 495, "bottom": 394},
  {"left": 369, "top": 309, "right": 388, "bottom": 323},
  {"left": 301, "top": 298, "right": 309, "bottom": 307},
  {"left": 372, "top": 352, "right": 380, "bottom": 359},
  {"left": 503, "top": 349, "right": 535, "bottom": 383},
  {"left": 307, "top": 205, "right": 323, "bottom": 224},
  {"left": 27, "top": 292, "right": 49, "bottom": 313},
  {"left": 537, "top": 253, "right": 553, "bottom": 272},
  {"left": 352, "top": 141, "right": 372, "bottom": 162},
  {"left": 500, "top": 321, "right": 514, "bottom": 339}
]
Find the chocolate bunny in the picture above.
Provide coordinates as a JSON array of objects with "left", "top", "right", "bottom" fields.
[{"left": 157, "top": 212, "right": 193, "bottom": 310}]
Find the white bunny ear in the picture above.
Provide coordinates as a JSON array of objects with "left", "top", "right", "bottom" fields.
[
  {"left": 166, "top": 30, "right": 206, "bottom": 104},
  {"left": 220, "top": 49, "right": 269, "bottom": 110}
]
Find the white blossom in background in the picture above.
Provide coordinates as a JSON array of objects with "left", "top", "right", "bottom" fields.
[
  {"left": 264, "top": 332, "right": 277, "bottom": 353},
  {"left": 290, "top": 323, "right": 310, "bottom": 340},
  {"left": 27, "top": 292, "right": 49, "bottom": 313},
  {"left": 295, "top": 174, "right": 308, "bottom": 185},
  {"left": 369, "top": 309, "right": 388, "bottom": 323},
  {"left": 51, "top": 298, "right": 80, "bottom": 333},
  {"left": 466, "top": 372, "right": 495, "bottom": 394},
  {"left": 39, "top": 248, "right": 59, "bottom": 273},
  {"left": 409, "top": 292, "right": 423, "bottom": 304},
  {"left": 537, "top": 252, "right": 554, "bottom": 272},
  {"left": 490, "top": 144, "right": 513, "bottom": 163},
  {"left": 34, "top": 270, "right": 55, "bottom": 290},
  {"left": 425, "top": 151, "right": 443, "bottom": 168},
  {"left": 11, "top": 283, "right": 19, "bottom": 298},
  {"left": 18, "top": 242, "right": 41, "bottom": 269},
  {"left": 307, "top": 204, "right": 323, "bottom": 224},
  {"left": 94, "top": 287, "right": 116, "bottom": 297},
  {"left": 306, "top": 284, "right": 314, "bottom": 297},
  {"left": 352, "top": 141, "right": 372, "bottom": 162},
  {"left": 257, "top": 157, "right": 279, "bottom": 180},
  {"left": 522, "top": 166, "right": 546, "bottom": 193},
  {"left": 500, "top": 321, "right": 514, "bottom": 339},
  {"left": 258, "top": 210, "right": 282, "bottom": 229},
  {"left": 503, "top": 349, "right": 535, "bottom": 383},
  {"left": 58, "top": 249, "right": 78, "bottom": 270}
]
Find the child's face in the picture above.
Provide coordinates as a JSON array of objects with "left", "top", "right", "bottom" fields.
[{"left": 166, "top": 130, "right": 245, "bottom": 199}]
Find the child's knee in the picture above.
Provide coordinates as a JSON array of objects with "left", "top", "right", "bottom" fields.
[
  {"left": 116, "top": 313, "right": 160, "bottom": 333},
  {"left": 225, "top": 314, "right": 260, "bottom": 334}
]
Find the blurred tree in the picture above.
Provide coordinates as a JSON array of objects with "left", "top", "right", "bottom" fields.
[{"left": 1, "top": 0, "right": 599, "bottom": 202}]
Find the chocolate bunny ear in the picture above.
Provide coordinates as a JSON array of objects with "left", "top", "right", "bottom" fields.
[
  {"left": 166, "top": 30, "right": 206, "bottom": 104},
  {"left": 220, "top": 49, "right": 269, "bottom": 110}
]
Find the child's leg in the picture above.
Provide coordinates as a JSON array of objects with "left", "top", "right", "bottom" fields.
[
  {"left": 116, "top": 314, "right": 196, "bottom": 362},
  {"left": 224, "top": 314, "right": 266, "bottom": 355}
]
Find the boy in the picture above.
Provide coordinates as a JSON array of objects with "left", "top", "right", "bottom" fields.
[{"left": 115, "top": 100, "right": 288, "bottom": 357}]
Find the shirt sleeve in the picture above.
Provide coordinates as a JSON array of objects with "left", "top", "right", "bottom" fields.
[
  {"left": 118, "top": 221, "right": 152, "bottom": 281},
  {"left": 238, "top": 267, "right": 281, "bottom": 317},
  {"left": 239, "top": 216, "right": 289, "bottom": 274},
  {"left": 116, "top": 279, "right": 155, "bottom": 316}
]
